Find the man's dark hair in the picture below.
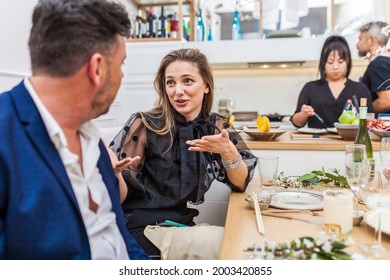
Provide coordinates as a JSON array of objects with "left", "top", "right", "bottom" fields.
[
  {"left": 319, "top": 35, "right": 352, "bottom": 80},
  {"left": 28, "top": 0, "right": 131, "bottom": 77}
]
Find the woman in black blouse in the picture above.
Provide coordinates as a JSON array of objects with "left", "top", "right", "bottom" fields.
[
  {"left": 109, "top": 48, "right": 256, "bottom": 258},
  {"left": 291, "top": 35, "right": 373, "bottom": 128}
]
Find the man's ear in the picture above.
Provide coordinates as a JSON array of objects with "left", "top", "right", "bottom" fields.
[
  {"left": 88, "top": 53, "right": 106, "bottom": 86},
  {"left": 369, "top": 35, "right": 378, "bottom": 46}
]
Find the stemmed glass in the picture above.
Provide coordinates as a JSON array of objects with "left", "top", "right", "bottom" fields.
[
  {"left": 359, "top": 170, "right": 390, "bottom": 258},
  {"left": 345, "top": 144, "right": 369, "bottom": 211},
  {"left": 380, "top": 137, "right": 390, "bottom": 188}
]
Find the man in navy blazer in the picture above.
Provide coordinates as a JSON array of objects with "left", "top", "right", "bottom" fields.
[{"left": 0, "top": 0, "right": 149, "bottom": 260}]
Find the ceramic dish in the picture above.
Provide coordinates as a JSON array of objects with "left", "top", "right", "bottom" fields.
[
  {"left": 243, "top": 129, "right": 286, "bottom": 141},
  {"left": 334, "top": 122, "right": 359, "bottom": 140},
  {"left": 257, "top": 188, "right": 324, "bottom": 210},
  {"left": 364, "top": 209, "right": 390, "bottom": 235},
  {"left": 243, "top": 124, "right": 280, "bottom": 129},
  {"left": 296, "top": 128, "right": 328, "bottom": 135},
  {"left": 369, "top": 129, "right": 390, "bottom": 139},
  {"left": 245, "top": 195, "right": 271, "bottom": 211}
]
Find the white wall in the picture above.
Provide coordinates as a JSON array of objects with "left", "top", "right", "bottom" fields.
[{"left": 0, "top": 1, "right": 36, "bottom": 74}]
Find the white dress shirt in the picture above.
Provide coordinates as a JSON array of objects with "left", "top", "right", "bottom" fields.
[{"left": 24, "top": 78, "right": 129, "bottom": 259}]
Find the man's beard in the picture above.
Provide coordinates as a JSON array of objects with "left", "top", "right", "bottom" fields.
[
  {"left": 92, "top": 69, "right": 112, "bottom": 118},
  {"left": 358, "top": 49, "right": 368, "bottom": 57}
]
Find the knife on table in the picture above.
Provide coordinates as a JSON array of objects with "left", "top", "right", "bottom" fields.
[
  {"left": 290, "top": 133, "right": 342, "bottom": 140},
  {"left": 261, "top": 212, "right": 323, "bottom": 225}
]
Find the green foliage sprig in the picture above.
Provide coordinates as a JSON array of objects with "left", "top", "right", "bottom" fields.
[
  {"left": 249, "top": 232, "right": 353, "bottom": 260},
  {"left": 276, "top": 168, "right": 349, "bottom": 189},
  {"left": 298, "top": 167, "right": 349, "bottom": 187}
]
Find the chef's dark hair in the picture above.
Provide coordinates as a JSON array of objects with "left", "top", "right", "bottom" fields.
[{"left": 318, "top": 35, "right": 352, "bottom": 80}]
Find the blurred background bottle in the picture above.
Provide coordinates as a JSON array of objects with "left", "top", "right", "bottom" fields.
[
  {"left": 157, "top": 6, "right": 166, "bottom": 38},
  {"left": 170, "top": 12, "right": 178, "bottom": 38},
  {"left": 232, "top": 10, "right": 241, "bottom": 40},
  {"left": 343, "top": 99, "right": 353, "bottom": 112},
  {"left": 196, "top": 9, "right": 205, "bottom": 42},
  {"left": 147, "top": 6, "right": 156, "bottom": 38}
]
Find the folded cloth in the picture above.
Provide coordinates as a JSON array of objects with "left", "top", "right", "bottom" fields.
[{"left": 144, "top": 224, "right": 224, "bottom": 260}]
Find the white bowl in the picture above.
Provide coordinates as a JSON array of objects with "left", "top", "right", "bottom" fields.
[{"left": 334, "top": 122, "right": 359, "bottom": 129}]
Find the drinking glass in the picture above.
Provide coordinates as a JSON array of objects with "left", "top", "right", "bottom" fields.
[
  {"left": 345, "top": 144, "right": 369, "bottom": 210},
  {"left": 380, "top": 137, "right": 390, "bottom": 188},
  {"left": 226, "top": 97, "right": 235, "bottom": 117},
  {"left": 323, "top": 189, "right": 353, "bottom": 235},
  {"left": 359, "top": 171, "right": 390, "bottom": 258},
  {"left": 258, "top": 156, "right": 279, "bottom": 188}
]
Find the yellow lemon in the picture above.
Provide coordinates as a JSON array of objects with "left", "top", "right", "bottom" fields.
[{"left": 256, "top": 115, "right": 271, "bottom": 132}]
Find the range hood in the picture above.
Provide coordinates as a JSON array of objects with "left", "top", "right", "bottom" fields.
[
  {"left": 211, "top": 61, "right": 307, "bottom": 70},
  {"left": 184, "top": 35, "right": 360, "bottom": 69}
]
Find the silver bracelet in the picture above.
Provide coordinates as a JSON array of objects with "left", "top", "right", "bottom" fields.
[{"left": 222, "top": 153, "right": 243, "bottom": 170}]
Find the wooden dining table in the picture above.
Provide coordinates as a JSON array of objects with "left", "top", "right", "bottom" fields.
[{"left": 219, "top": 178, "right": 390, "bottom": 260}]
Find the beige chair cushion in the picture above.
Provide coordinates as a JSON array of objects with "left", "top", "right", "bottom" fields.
[{"left": 144, "top": 224, "right": 224, "bottom": 260}]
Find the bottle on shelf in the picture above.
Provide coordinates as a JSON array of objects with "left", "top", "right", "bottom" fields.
[
  {"left": 166, "top": 14, "right": 172, "bottom": 38},
  {"left": 147, "top": 6, "right": 157, "bottom": 38},
  {"left": 170, "top": 12, "right": 179, "bottom": 38},
  {"left": 157, "top": 6, "right": 166, "bottom": 38},
  {"left": 196, "top": 9, "right": 205, "bottom": 42},
  {"left": 354, "top": 97, "right": 375, "bottom": 179},
  {"left": 183, "top": 19, "right": 190, "bottom": 41},
  {"left": 232, "top": 10, "right": 241, "bottom": 40},
  {"left": 135, "top": 10, "right": 143, "bottom": 39}
]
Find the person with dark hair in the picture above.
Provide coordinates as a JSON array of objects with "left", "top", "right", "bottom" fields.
[
  {"left": 356, "top": 21, "right": 390, "bottom": 114},
  {"left": 291, "top": 35, "right": 373, "bottom": 128},
  {"left": 109, "top": 48, "right": 257, "bottom": 259},
  {"left": 0, "top": 0, "right": 149, "bottom": 260}
]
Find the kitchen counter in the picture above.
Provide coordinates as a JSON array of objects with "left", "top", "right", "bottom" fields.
[{"left": 241, "top": 130, "right": 381, "bottom": 151}]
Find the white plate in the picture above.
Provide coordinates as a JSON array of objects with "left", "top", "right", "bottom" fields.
[
  {"left": 297, "top": 128, "right": 328, "bottom": 135},
  {"left": 364, "top": 209, "right": 390, "bottom": 236},
  {"left": 257, "top": 189, "right": 324, "bottom": 210},
  {"left": 326, "top": 127, "right": 338, "bottom": 134}
]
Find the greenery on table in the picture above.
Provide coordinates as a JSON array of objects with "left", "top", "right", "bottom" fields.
[
  {"left": 276, "top": 168, "right": 349, "bottom": 189},
  {"left": 249, "top": 232, "right": 353, "bottom": 260}
]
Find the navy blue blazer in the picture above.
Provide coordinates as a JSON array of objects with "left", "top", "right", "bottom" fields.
[{"left": 0, "top": 81, "right": 149, "bottom": 260}]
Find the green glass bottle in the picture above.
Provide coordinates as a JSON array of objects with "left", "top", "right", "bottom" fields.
[{"left": 354, "top": 98, "right": 374, "bottom": 177}]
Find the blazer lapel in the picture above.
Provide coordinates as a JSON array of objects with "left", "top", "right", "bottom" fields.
[{"left": 11, "top": 81, "right": 80, "bottom": 209}]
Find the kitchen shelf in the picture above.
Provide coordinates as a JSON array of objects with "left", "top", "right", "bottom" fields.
[{"left": 127, "top": 0, "right": 195, "bottom": 42}]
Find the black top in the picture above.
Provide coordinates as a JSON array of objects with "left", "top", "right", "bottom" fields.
[
  {"left": 109, "top": 112, "right": 257, "bottom": 229},
  {"left": 291, "top": 79, "right": 373, "bottom": 128},
  {"left": 361, "top": 56, "right": 390, "bottom": 112}
]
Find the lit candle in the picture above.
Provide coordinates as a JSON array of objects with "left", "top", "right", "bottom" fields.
[{"left": 323, "top": 189, "right": 353, "bottom": 234}]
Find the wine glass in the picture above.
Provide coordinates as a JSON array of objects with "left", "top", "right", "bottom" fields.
[
  {"left": 345, "top": 144, "right": 369, "bottom": 211},
  {"left": 380, "top": 137, "right": 390, "bottom": 188},
  {"left": 359, "top": 170, "right": 390, "bottom": 258}
]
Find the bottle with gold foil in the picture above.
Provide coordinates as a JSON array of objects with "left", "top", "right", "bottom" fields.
[{"left": 354, "top": 97, "right": 374, "bottom": 177}]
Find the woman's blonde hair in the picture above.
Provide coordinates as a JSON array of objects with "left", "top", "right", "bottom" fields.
[{"left": 140, "top": 48, "right": 214, "bottom": 135}]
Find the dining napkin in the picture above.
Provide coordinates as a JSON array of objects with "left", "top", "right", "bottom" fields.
[{"left": 144, "top": 224, "right": 224, "bottom": 260}]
